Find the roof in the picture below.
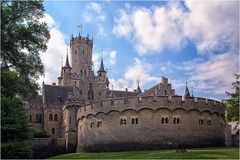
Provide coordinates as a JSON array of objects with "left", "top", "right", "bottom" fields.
[
  {"left": 98, "top": 58, "right": 106, "bottom": 73},
  {"left": 63, "top": 53, "right": 71, "bottom": 68},
  {"left": 43, "top": 84, "right": 73, "bottom": 106},
  {"left": 107, "top": 90, "right": 138, "bottom": 98},
  {"left": 183, "top": 86, "right": 191, "bottom": 97}
]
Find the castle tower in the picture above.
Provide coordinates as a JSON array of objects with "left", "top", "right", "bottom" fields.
[
  {"left": 97, "top": 57, "right": 108, "bottom": 88},
  {"left": 70, "top": 34, "right": 93, "bottom": 77},
  {"left": 58, "top": 50, "right": 72, "bottom": 86}
]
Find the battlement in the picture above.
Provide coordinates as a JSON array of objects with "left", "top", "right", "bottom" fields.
[
  {"left": 70, "top": 34, "right": 93, "bottom": 45},
  {"left": 64, "top": 95, "right": 225, "bottom": 120}
]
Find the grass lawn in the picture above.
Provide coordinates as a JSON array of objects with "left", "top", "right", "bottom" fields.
[{"left": 50, "top": 147, "right": 239, "bottom": 159}]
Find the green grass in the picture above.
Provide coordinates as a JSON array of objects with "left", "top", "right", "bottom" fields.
[{"left": 50, "top": 147, "right": 239, "bottom": 159}]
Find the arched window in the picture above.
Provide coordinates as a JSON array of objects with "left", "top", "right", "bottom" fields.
[
  {"left": 173, "top": 117, "right": 176, "bottom": 124},
  {"left": 161, "top": 117, "right": 165, "bottom": 124},
  {"left": 49, "top": 114, "right": 53, "bottom": 121},
  {"left": 54, "top": 114, "right": 58, "bottom": 121},
  {"left": 165, "top": 117, "right": 168, "bottom": 124},
  {"left": 132, "top": 118, "right": 135, "bottom": 124},
  {"left": 135, "top": 118, "right": 138, "bottom": 124},
  {"left": 177, "top": 118, "right": 180, "bottom": 124},
  {"left": 52, "top": 128, "right": 55, "bottom": 134}
]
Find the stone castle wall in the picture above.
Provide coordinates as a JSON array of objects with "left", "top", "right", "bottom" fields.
[{"left": 74, "top": 96, "right": 225, "bottom": 151}]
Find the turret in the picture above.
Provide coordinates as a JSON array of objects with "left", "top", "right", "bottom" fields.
[
  {"left": 97, "top": 58, "right": 108, "bottom": 87},
  {"left": 134, "top": 80, "right": 142, "bottom": 95},
  {"left": 59, "top": 49, "right": 72, "bottom": 86},
  {"left": 182, "top": 82, "right": 190, "bottom": 101}
]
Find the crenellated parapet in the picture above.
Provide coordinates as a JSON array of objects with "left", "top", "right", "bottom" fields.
[
  {"left": 70, "top": 34, "right": 93, "bottom": 46},
  {"left": 75, "top": 95, "right": 225, "bottom": 120}
]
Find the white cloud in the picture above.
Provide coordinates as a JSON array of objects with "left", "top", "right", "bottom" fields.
[
  {"left": 174, "top": 51, "right": 239, "bottom": 95},
  {"left": 38, "top": 14, "right": 67, "bottom": 87},
  {"left": 184, "top": 1, "right": 239, "bottom": 53},
  {"left": 110, "top": 58, "right": 161, "bottom": 91},
  {"left": 83, "top": 2, "right": 108, "bottom": 36},
  {"left": 112, "top": 1, "right": 239, "bottom": 55},
  {"left": 92, "top": 49, "right": 118, "bottom": 72}
]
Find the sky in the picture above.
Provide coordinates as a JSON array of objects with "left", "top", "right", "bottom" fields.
[{"left": 38, "top": 0, "right": 239, "bottom": 100}]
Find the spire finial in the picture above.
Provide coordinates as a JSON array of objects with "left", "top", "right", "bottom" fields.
[
  {"left": 137, "top": 79, "right": 140, "bottom": 86},
  {"left": 64, "top": 46, "right": 71, "bottom": 68}
]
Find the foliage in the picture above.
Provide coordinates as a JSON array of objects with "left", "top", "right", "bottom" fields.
[
  {"left": 50, "top": 147, "right": 239, "bottom": 159},
  {"left": 1, "top": 97, "right": 35, "bottom": 158},
  {"left": 33, "top": 130, "right": 50, "bottom": 138},
  {"left": 1, "top": 0, "right": 50, "bottom": 158},
  {"left": 225, "top": 74, "right": 240, "bottom": 122},
  {"left": 1, "top": 70, "right": 38, "bottom": 98},
  {"left": 1, "top": 0, "right": 50, "bottom": 79}
]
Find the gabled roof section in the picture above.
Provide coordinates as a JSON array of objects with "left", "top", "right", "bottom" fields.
[{"left": 43, "top": 84, "right": 73, "bottom": 106}]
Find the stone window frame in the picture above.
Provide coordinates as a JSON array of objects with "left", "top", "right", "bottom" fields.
[
  {"left": 90, "top": 122, "right": 94, "bottom": 128},
  {"left": 54, "top": 114, "right": 58, "bottom": 121},
  {"left": 199, "top": 117, "right": 204, "bottom": 125},
  {"left": 35, "top": 113, "right": 42, "bottom": 123},
  {"left": 131, "top": 116, "right": 139, "bottom": 125},
  {"left": 29, "top": 115, "right": 32, "bottom": 123},
  {"left": 161, "top": 116, "right": 169, "bottom": 125},
  {"left": 97, "top": 120, "right": 102, "bottom": 128},
  {"left": 207, "top": 118, "right": 211, "bottom": 126},
  {"left": 120, "top": 117, "right": 127, "bottom": 126},
  {"left": 173, "top": 115, "right": 181, "bottom": 125},
  {"left": 52, "top": 128, "right": 55, "bottom": 135},
  {"left": 49, "top": 113, "right": 53, "bottom": 121}
]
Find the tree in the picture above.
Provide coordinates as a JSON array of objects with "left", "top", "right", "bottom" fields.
[
  {"left": 1, "top": 0, "right": 50, "bottom": 158},
  {"left": 225, "top": 74, "right": 240, "bottom": 122}
]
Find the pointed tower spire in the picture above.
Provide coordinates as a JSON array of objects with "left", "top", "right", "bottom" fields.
[
  {"left": 64, "top": 47, "right": 71, "bottom": 68},
  {"left": 183, "top": 81, "right": 190, "bottom": 97},
  {"left": 97, "top": 56, "right": 106, "bottom": 73},
  {"left": 136, "top": 80, "right": 142, "bottom": 94}
]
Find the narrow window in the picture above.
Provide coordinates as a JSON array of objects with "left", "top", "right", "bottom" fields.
[
  {"left": 54, "top": 114, "right": 58, "bottom": 121},
  {"left": 80, "top": 70, "right": 83, "bottom": 75},
  {"left": 207, "top": 119, "right": 211, "bottom": 126},
  {"left": 52, "top": 128, "right": 55, "bottom": 134},
  {"left": 161, "top": 117, "right": 165, "bottom": 124},
  {"left": 132, "top": 118, "right": 135, "bottom": 124},
  {"left": 90, "top": 122, "right": 94, "bottom": 128},
  {"left": 123, "top": 119, "right": 127, "bottom": 125},
  {"left": 165, "top": 117, "right": 168, "bottom": 124},
  {"left": 69, "top": 117, "right": 71, "bottom": 123},
  {"left": 177, "top": 118, "right": 180, "bottom": 124},
  {"left": 30, "top": 115, "right": 32, "bottom": 123},
  {"left": 173, "top": 117, "right": 176, "bottom": 124},
  {"left": 49, "top": 114, "right": 53, "bottom": 121},
  {"left": 135, "top": 118, "right": 138, "bottom": 124},
  {"left": 164, "top": 90, "right": 167, "bottom": 95},
  {"left": 84, "top": 70, "right": 86, "bottom": 75}
]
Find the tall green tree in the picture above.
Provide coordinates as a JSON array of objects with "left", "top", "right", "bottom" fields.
[
  {"left": 225, "top": 74, "right": 240, "bottom": 122},
  {"left": 1, "top": 0, "right": 50, "bottom": 158}
]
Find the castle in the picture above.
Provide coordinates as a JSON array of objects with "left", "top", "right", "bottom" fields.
[{"left": 23, "top": 34, "right": 226, "bottom": 152}]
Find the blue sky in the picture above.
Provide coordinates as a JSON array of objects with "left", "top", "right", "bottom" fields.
[{"left": 39, "top": 1, "right": 239, "bottom": 100}]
